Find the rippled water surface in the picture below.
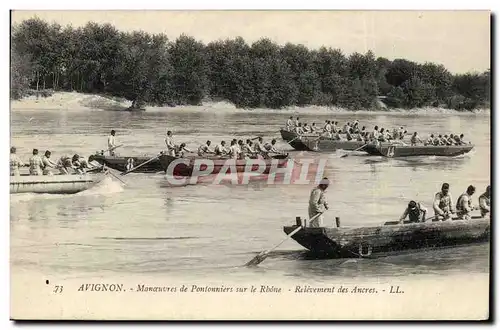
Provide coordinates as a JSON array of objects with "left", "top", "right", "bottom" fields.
[{"left": 10, "top": 108, "right": 491, "bottom": 282}]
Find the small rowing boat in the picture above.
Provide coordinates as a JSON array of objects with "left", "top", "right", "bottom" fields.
[
  {"left": 283, "top": 215, "right": 489, "bottom": 259},
  {"left": 10, "top": 172, "right": 107, "bottom": 194},
  {"left": 280, "top": 129, "right": 368, "bottom": 152},
  {"left": 363, "top": 143, "right": 475, "bottom": 157},
  {"left": 88, "top": 153, "right": 163, "bottom": 173},
  {"left": 159, "top": 153, "right": 290, "bottom": 177}
]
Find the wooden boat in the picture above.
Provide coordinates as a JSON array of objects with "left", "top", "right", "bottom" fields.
[
  {"left": 10, "top": 172, "right": 107, "bottom": 194},
  {"left": 363, "top": 143, "right": 475, "bottom": 157},
  {"left": 159, "top": 153, "right": 290, "bottom": 176},
  {"left": 88, "top": 153, "right": 163, "bottom": 173},
  {"left": 280, "top": 129, "right": 368, "bottom": 152},
  {"left": 283, "top": 215, "right": 489, "bottom": 259}
]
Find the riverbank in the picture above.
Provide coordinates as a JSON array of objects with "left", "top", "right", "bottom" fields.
[{"left": 10, "top": 92, "right": 490, "bottom": 115}]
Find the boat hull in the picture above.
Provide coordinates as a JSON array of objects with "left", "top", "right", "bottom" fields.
[
  {"left": 88, "top": 154, "right": 163, "bottom": 173},
  {"left": 280, "top": 129, "right": 367, "bottom": 152},
  {"left": 364, "top": 143, "right": 475, "bottom": 157},
  {"left": 283, "top": 217, "right": 490, "bottom": 259},
  {"left": 159, "top": 154, "right": 290, "bottom": 176},
  {"left": 10, "top": 173, "right": 106, "bottom": 194}
]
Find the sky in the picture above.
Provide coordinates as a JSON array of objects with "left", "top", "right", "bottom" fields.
[{"left": 11, "top": 10, "right": 491, "bottom": 74}]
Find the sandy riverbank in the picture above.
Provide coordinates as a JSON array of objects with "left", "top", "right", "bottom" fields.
[{"left": 10, "top": 91, "right": 490, "bottom": 115}]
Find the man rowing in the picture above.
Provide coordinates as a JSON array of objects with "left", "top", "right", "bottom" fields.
[
  {"left": 214, "top": 141, "right": 228, "bottom": 156},
  {"left": 456, "top": 185, "right": 477, "bottom": 220},
  {"left": 42, "top": 150, "right": 58, "bottom": 175},
  {"left": 10, "top": 147, "right": 24, "bottom": 176},
  {"left": 399, "top": 200, "right": 427, "bottom": 223},
  {"left": 253, "top": 137, "right": 267, "bottom": 157},
  {"left": 175, "top": 143, "right": 192, "bottom": 158},
  {"left": 107, "top": 130, "right": 117, "bottom": 156},
  {"left": 425, "top": 134, "right": 435, "bottom": 146},
  {"left": 308, "top": 178, "right": 330, "bottom": 228},
  {"left": 241, "top": 139, "right": 255, "bottom": 157},
  {"left": 433, "top": 183, "right": 454, "bottom": 220},
  {"left": 164, "top": 130, "right": 176, "bottom": 156},
  {"left": 479, "top": 185, "right": 490, "bottom": 217},
  {"left": 410, "top": 132, "right": 423, "bottom": 146},
  {"left": 264, "top": 139, "right": 280, "bottom": 154},
  {"left": 197, "top": 140, "right": 214, "bottom": 156},
  {"left": 228, "top": 140, "right": 241, "bottom": 159},
  {"left": 29, "top": 149, "right": 43, "bottom": 176}
]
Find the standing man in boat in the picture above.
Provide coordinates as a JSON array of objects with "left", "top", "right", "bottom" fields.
[
  {"left": 456, "top": 185, "right": 477, "bottom": 220},
  {"left": 42, "top": 150, "right": 58, "bottom": 175},
  {"left": 286, "top": 116, "right": 294, "bottom": 130},
  {"left": 308, "top": 178, "right": 330, "bottom": 227},
  {"left": 165, "top": 130, "right": 176, "bottom": 156},
  {"left": 399, "top": 201, "right": 427, "bottom": 223},
  {"left": 479, "top": 185, "right": 490, "bottom": 217},
  {"left": 198, "top": 140, "right": 214, "bottom": 156},
  {"left": 10, "top": 147, "right": 24, "bottom": 176},
  {"left": 107, "top": 130, "right": 117, "bottom": 156},
  {"left": 29, "top": 149, "right": 43, "bottom": 176},
  {"left": 433, "top": 183, "right": 454, "bottom": 220}
]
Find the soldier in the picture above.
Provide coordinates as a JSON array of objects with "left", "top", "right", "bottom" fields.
[
  {"left": 10, "top": 147, "right": 24, "bottom": 176},
  {"left": 400, "top": 201, "right": 428, "bottom": 223},
  {"left": 478, "top": 185, "right": 491, "bottom": 217},
  {"left": 433, "top": 183, "right": 454, "bottom": 220},
  {"left": 456, "top": 185, "right": 477, "bottom": 220},
  {"left": 308, "top": 178, "right": 330, "bottom": 228}
]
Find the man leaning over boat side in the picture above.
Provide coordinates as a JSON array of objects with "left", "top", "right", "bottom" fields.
[
  {"left": 57, "top": 155, "right": 74, "bottom": 174},
  {"left": 308, "top": 178, "right": 330, "bottom": 228},
  {"left": 42, "top": 150, "right": 58, "bottom": 175},
  {"left": 29, "top": 149, "right": 43, "bottom": 176},
  {"left": 433, "top": 183, "right": 454, "bottom": 221},
  {"left": 399, "top": 200, "right": 427, "bottom": 223},
  {"left": 107, "top": 130, "right": 117, "bottom": 156},
  {"left": 479, "top": 185, "right": 490, "bottom": 218},
  {"left": 456, "top": 185, "right": 477, "bottom": 220}
]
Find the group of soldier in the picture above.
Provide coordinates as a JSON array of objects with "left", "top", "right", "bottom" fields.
[
  {"left": 9, "top": 147, "right": 90, "bottom": 176},
  {"left": 163, "top": 131, "right": 282, "bottom": 160},
  {"left": 285, "top": 116, "right": 469, "bottom": 146},
  {"left": 307, "top": 179, "right": 490, "bottom": 228},
  {"left": 399, "top": 183, "right": 490, "bottom": 223}
]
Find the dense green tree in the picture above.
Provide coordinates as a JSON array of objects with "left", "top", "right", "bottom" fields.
[{"left": 10, "top": 18, "right": 491, "bottom": 111}]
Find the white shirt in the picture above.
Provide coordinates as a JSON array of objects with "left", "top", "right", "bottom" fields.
[{"left": 107, "top": 135, "right": 116, "bottom": 148}]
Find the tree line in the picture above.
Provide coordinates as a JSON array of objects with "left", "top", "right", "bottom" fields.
[{"left": 11, "top": 17, "right": 490, "bottom": 111}]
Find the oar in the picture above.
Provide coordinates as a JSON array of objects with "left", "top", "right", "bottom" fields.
[
  {"left": 340, "top": 144, "right": 368, "bottom": 158},
  {"left": 120, "top": 153, "right": 161, "bottom": 176},
  {"left": 245, "top": 212, "right": 323, "bottom": 267},
  {"left": 104, "top": 144, "right": 123, "bottom": 154}
]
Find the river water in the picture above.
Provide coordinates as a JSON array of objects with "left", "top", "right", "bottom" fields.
[{"left": 10, "top": 108, "right": 491, "bottom": 286}]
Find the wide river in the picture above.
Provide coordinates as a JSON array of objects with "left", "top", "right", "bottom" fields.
[{"left": 10, "top": 108, "right": 491, "bottom": 286}]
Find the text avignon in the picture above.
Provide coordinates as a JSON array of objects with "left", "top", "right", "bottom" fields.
[{"left": 77, "top": 283, "right": 124, "bottom": 292}]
